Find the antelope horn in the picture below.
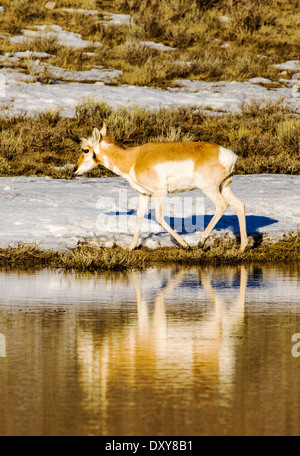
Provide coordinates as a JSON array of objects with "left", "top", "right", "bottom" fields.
[{"left": 66, "top": 129, "right": 81, "bottom": 144}]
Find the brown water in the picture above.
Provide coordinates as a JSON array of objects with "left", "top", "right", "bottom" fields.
[{"left": 0, "top": 265, "right": 300, "bottom": 436}]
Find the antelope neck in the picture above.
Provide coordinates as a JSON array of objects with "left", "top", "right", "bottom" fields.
[{"left": 98, "top": 141, "right": 136, "bottom": 176}]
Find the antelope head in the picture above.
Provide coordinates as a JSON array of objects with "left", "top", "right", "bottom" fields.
[{"left": 67, "top": 124, "right": 107, "bottom": 175}]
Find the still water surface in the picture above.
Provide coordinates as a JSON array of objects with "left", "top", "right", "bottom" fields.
[{"left": 0, "top": 265, "right": 299, "bottom": 436}]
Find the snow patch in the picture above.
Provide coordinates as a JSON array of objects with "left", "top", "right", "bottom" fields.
[
  {"left": 60, "top": 8, "right": 100, "bottom": 16},
  {"left": 273, "top": 60, "right": 300, "bottom": 71},
  {"left": 8, "top": 25, "right": 101, "bottom": 49},
  {"left": 9, "top": 51, "right": 52, "bottom": 59},
  {"left": 248, "top": 77, "right": 273, "bottom": 84},
  {"left": 0, "top": 175, "right": 299, "bottom": 251},
  {"left": 100, "top": 12, "right": 131, "bottom": 26},
  {"left": 1, "top": 68, "right": 299, "bottom": 118},
  {"left": 140, "top": 41, "right": 177, "bottom": 51}
]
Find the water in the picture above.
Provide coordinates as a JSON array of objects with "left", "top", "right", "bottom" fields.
[{"left": 0, "top": 265, "right": 299, "bottom": 436}]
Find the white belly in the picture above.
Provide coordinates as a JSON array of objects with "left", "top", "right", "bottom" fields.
[
  {"left": 167, "top": 176, "right": 197, "bottom": 193},
  {"left": 156, "top": 160, "right": 196, "bottom": 193},
  {"left": 126, "top": 160, "right": 196, "bottom": 195}
]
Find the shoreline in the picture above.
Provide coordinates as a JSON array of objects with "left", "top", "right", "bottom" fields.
[{"left": 0, "top": 232, "right": 299, "bottom": 271}]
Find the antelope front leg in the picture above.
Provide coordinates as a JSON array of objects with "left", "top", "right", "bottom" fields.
[
  {"left": 154, "top": 195, "right": 190, "bottom": 249},
  {"left": 129, "top": 193, "right": 151, "bottom": 250}
]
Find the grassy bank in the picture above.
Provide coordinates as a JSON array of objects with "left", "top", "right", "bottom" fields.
[
  {"left": 0, "top": 232, "right": 299, "bottom": 271},
  {"left": 0, "top": 2, "right": 299, "bottom": 176},
  {"left": 0, "top": 99, "right": 300, "bottom": 178},
  {"left": 0, "top": 0, "right": 299, "bottom": 86}
]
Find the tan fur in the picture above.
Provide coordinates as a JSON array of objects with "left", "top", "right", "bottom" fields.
[
  {"left": 131, "top": 141, "right": 225, "bottom": 191},
  {"left": 133, "top": 141, "right": 220, "bottom": 171},
  {"left": 76, "top": 153, "right": 86, "bottom": 169},
  {"left": 99, "top": 137, "right": 134, "bottom": 174}
]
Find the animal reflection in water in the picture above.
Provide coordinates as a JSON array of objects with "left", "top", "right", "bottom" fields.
[{"left": 77, "top": 267, "right": 248, "bottom": 412}]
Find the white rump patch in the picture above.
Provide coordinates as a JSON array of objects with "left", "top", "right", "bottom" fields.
[{"left": 219, "top": 146, "right": 237, "bottom": 171}]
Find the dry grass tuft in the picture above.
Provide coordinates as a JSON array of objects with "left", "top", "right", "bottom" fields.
[
  {"left": 0, "top": 231, "right": 299, "bottom": 272},
  {"left": 1, "top": 0, "right": 299, "bottom": 86},
  {"left": 0, "top": 99, "right": 299, "bottom": 178}
]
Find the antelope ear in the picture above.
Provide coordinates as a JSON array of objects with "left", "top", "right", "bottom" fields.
[
  {"left": 100, "top": 122, "right": 107, "bottom": 137},
  {"left": 92, "top": 127, "right": 101, "bottom": 143}
]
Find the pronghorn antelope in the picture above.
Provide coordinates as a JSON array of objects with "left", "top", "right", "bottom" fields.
[{"left": 67, "top": 124, "right": 247, "bottom": 251}]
